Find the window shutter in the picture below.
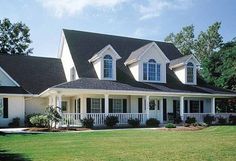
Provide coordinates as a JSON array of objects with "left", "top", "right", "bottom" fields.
[
  {"left": 138, "top": 98, "right": 142, "bottom": 113},
  {"left": 173, "top": 100, "right": 177, "bottom": 117},
  {"left": 184, "top": 100, "right": 188, "bottom": 113},
  {"left": 86, "top": 98, "right": 91, "bottom": 113},
  {"left": 101, "top": 99, "right": 105, "bottom": 113},
  {"left": 3, "top": 98, "right": 8, "bottom": 118},
  {"left": 200, "top": 100, "right": 204, "bottom": 113},
  {"left": 163, "top": 99, "right": 167, "bottom": 121},
  {"left": 109, "top": 99, "right": 113, "bottom": 113},
  {"left": 123, "top": 99, "right": 127, "bottom": 113}
]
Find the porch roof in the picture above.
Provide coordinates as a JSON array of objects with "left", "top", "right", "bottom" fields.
[{"left": 49, "top": 78, "right": 236, "bottom": 96}]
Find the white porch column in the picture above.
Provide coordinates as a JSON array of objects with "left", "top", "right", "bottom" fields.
[
  {"left": 104, "top": 94, "right": 109, "bottom": 115},
  {"left": 56, "top": 95, "right": 62, "bottom": 115},
  {"left": 211, "top": 97, "right": 216, "bottom": 115},
  {"left": 180, "top": 96, "right": 184, "bottom": 121},
  {"left": 145, "top": 95, "right": 150, "bottom": 119},
  {"left": 52, "top": 95, "right": 57, "bottom": 107},
  {"left": 159, "top": 98, "right": 163, "bottom": 123}
]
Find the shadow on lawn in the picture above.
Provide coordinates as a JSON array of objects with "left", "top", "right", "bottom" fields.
[{"left": 0, "top": 150, "right": 31, "bottom": 161}]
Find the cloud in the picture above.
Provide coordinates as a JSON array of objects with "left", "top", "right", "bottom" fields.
[
  {"left": 37, "top": 0, "right": 128, "bottom": 18},
  {"left": 132, "top": 27, "right": 161, "bottom": 39},
  {"left": 137, "top": 0, "right": 193, "bottom": 20}
]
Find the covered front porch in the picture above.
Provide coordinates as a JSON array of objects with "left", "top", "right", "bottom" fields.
[{"left": 43, "top": 89, "right": 235, "bottom": 127}]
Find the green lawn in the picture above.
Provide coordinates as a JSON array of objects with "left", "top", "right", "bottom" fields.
[{"left": 0, "top": 126, "right": 236, "bottom": 161}]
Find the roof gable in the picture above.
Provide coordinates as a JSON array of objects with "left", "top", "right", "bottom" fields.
[
  {"left": 0, "top": 67, "right": 19, "bottom": 86},
  {"left": 88, "top": 44, "right": 121, "bottom": 63},
  {"left": 169, "top": 54, "right": 200, "bottom": 69},
  {"left": 124, "top": 42, "right": 170, "bottom": 65}
]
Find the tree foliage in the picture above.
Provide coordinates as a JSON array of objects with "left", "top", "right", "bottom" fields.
[
  {"left": 201, "top": 39, "right": 236, "bottom": 91},
  {"left": 165, "top": 25, "right": 194, "bottom": 56},
  {"left": 0, "top": 18, "right": 33, "bottom": 55}
]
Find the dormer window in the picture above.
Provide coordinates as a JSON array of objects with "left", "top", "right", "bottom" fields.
[
  {"left": 103, "top": 55, "right": 113, "bottom": 79},
  {"left": 187, "top": 62, "right": 194, "bottom": 83},
  {"left": 143, "top": 59, "right": 161, "bottom": 81}
]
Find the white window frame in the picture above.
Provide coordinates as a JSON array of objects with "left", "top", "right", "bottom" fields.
[
  {"left": 91, "top": 98, "right": 102, "bottom": 113},
  {"left": 113, "top": 99, "right": 123, "bottom": 113},
  {"left": 143, "top": 59, "right": 161, "bottom": 82},
  {"left": 103, "top": 55, "right": 113, "bottom": 79},
  {"left": 186, "top": 62, "right": 196, "bottom": 84}
]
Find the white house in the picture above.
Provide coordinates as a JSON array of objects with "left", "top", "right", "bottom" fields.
[{"left": 0, "top": 29, "right": 235, "bottom": 127}]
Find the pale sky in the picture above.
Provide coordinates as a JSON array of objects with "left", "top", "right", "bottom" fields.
[{"left": 0, "top": 0, "right": 235, "bottom": 57}]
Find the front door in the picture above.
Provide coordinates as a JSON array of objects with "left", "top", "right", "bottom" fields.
[{"left": 149, "top": 99, "right": 160, "bottom": 119}]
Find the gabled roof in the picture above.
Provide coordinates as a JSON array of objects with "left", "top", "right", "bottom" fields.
[
  {"left": 88, "top": 44, "right": 121, "bottom": 63},
  {"left": 169, "top": 54, "right": 200, "bottom": 69},
  {"left": 0, "top": 86, "right": 29, "bottom": 94},
  {"left": 62, "top": 29, "right": 236, "bottom": 95},
  {"left": 124, "top": 42, "right": 170, "bottom": 65},
  {"left": 0, "top": 54, "right": 66, "bottom": 94}
]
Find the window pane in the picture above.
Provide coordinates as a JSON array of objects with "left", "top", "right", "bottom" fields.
[
  {"left": 148, "top": 63, "right": 156, "bottom": 80},
  {"left": 187, "top": 67, "right": 194, "bottom": 83},
  {"left": 190, "top": 101, "right": 199, "bottom": 113},
  {"left": 113, "top": 99, "right": 123, "bottom": 113},
  {"left": 156, "top": 64, "right": 160, "bottom": 81},
  {"left": 0, "top": 98, "right": 3, "bottom": 117},
  {"left": 61, "top": 101, "right": 67, "bottom": 112},
  {"left": 91, "top": 98, "right": 101, "bottom": 113},
  {"left": 143, "top": 63, "right": 147, "bottom": 80},
  {"left": 104, "top": 59, "right": 112, "bottom": 78}
]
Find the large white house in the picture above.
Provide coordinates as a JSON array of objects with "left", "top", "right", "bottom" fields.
[{"left": 0, "top": 30, "right": 235, "bottom": 127}]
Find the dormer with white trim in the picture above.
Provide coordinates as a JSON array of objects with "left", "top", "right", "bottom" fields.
[
  {"left": 124, "top": 42, "right": 170, "bottom": 83},
  {"left": 88, "top": 45, "right": 121, "bottom": 80},
  {"left": 169, "top": 54, "right": 200, "bottom": 85}
]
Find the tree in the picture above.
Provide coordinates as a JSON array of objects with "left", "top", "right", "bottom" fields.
[
  {"left": 201, "top": 38, "right": 236, "bottom": 91},
  {"left": 194, "top": 22, "right": 223, "bottom": 61},
  {"left": 165, "top": 25, "right": 194, "bottom": 55},
  {"left": 0, "top": 18, "right": 33, "bottom": 55}
]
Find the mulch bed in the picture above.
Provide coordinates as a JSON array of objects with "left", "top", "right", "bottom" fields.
[
  {"left": 159, "top": 126, "right": 206, "bottom": 131},
  {"left": 23, "top": 127, "right": 91, "bottom": 132}
]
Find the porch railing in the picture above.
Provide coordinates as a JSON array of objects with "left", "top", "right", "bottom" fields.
[{"left": 61, "top": 113, "right": 147, "bottom": 127}]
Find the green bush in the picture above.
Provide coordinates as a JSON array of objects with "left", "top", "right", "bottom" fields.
[
  {"left": 229, "top": 115, "right": 236, "bottom": 125},
  {"left": 146, "top": 118, "right": 160, "bottom": 127},
  {"left": 104, "top": 116, "right": 119, "bottom": 128},
  {"left": 185, "top": 117, "right": 196, "bottom": 124},
  {"left": 203, "top": 114, "right": 215, "bottom": 125},
  {"left": 8, "top": 117, "right": 20, "bottom": 128},
  {"left": 30, "top": 115, "right": 49, "bottom": 128},
  {"left": 128, "top": 118, "right": 140, "bottom": 128},
  {"left": 173, "top": 116, "right": 182, "bottom": 124},
  {"left": 25, "top": 113, "right": 41, "bottom": 127},
  {"left": 217, "top": 117, "right": 227, "bottom": 125},
  {"left": 81, "top": 117, "right": 94, "bottom": 128},
  {"left": 165, "top": 123, "right": 176, "bottom": 128}
]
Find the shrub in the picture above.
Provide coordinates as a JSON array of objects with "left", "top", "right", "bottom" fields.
[
  {"left": 81, "top": 117, "right": 94, "bottom": 128},
  {"left": 165, "top": 123, "right": 176, "bottom": 128},
  {"left": 184, "top": 123, "right": 190, "bottom": 127},
  {"left": 217, "top": 117, "right": 227, "bottom": 125},
  {"left": 128, "top": 118, "right": 140, "bottom": 128},
  {"left": 185, "top": 117, "right": 196, "bottom": 124},
  {"left": 30, "top": 115, "right": 49, "bottom": 128},
  {"left": 203, "top": 114, "right": 215, "bottom": 125},
  {"left": 104, "top": 116, "right": 119, "bottom": 128},
  {"left": 45, "top": 106, "right": 62, "bottom": 129},
  {"left": 173, "top": 116, "right": 182, "bottom": 124},
  {"left": 146, "top": 118, "right": 160, "bottom": 127},
  {"left": 25, "top": 113, "right": 41, "bottom": 127},
  {"left": 229, "top": 115, "right": 236, "bottom": 125},
  {"left": 8, "top": 117, "right": 20, "bottom": 128}
]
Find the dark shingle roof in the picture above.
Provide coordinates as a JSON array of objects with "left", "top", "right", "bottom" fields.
[
  {"left": 0, "top": 86, "right": 29, "bottom": 94},
  {"left": 169, "top": 54, "right": 193, "bottom": 68},
  {"left": 62, "top": 29, "right": 235, "bottom": 95},
  {"left": 0, "top": 54, "right": 66, "bottom": 94}
]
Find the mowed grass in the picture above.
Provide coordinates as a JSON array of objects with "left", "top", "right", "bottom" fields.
[{"left": 0, "top": 126, "right": 236, "bottom": 161}]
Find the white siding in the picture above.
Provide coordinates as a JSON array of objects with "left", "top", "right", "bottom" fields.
[
  {"left": 60, "top": 36, "right": 78, "bottom": 82},
  {"left": 0, "top": 68, "right": 17, "bottom": 86},
  {"left": 173, "top": 66, "right": 186, "bottom": 84},
  {"left": 129, "top": 62, "right": 139, "bottom": 81},
  {"left": 0, "top": 96, "right": 25, "bottom": 127},
  {"left": 25, "top": 97, "right": 48, "bottom": 115}
]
